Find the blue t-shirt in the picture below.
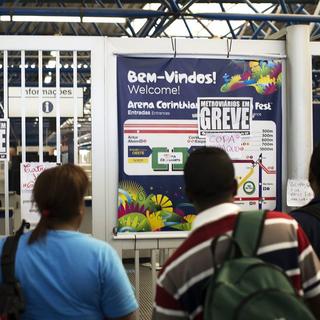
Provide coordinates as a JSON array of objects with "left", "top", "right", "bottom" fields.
[{"left": 0, "top": 230, "right": 138, "bottom": 320}]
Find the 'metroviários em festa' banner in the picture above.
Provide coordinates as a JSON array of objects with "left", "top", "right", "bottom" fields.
[{"left": 117, "top": 57, "right": 282, "bottom": 232}]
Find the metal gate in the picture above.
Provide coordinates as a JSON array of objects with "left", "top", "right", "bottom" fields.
[{"left": 0, "top": 36, "right": 105, "bottom": 240}]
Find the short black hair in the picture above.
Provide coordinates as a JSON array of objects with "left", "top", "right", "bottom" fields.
[
  {"left": 309, "top": 143, "right": 320, "bottom": 186},
  {"left": 184, "top": 147, "right": 235, "bottom": 204}
]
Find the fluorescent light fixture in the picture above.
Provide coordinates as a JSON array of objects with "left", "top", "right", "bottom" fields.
[
  {"left": 82, "top": 16, "right": 126, "bottom": 24},
  {"left": 46, "top": 60, "right": 56, "bottom": 69},
  {"left": 12, "top": 15, "right": 81, "bottom": 23},
  {"left": 0, "top": 15, "right": 11, "bottom": 21},
  {"left": 44, "top": 75, "right": 52, "bottom": 84}
]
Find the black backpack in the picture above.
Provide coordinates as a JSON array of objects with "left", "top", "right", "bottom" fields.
[{"left": 0, "top": 220, "right": 29, "bottom": 320}]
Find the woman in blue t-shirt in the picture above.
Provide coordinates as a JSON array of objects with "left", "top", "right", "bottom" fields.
[{"left": 0, "top": 164, "right": 138, "bottom": 320}]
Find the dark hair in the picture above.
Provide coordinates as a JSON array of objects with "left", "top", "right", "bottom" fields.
[
  {"left": 29, "top": 164, "right": 89, "bottom": 244},
  {"left": 309, "top": 143, "right": 320, "bottom": 188},
  {"left": 184, "top": 147, "right": 235, "bottom": 205}
]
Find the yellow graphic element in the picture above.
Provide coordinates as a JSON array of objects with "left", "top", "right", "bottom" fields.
[
  {"left": 237, "top": 167, "right": 254, "bottom": 189},
  {"left": 184, "top": 214, "right": 196, "bottom": 224},
  {"left": 146, "top": 211, "right": 164, "bottom": 231},
  {"left": 229, "top": 74, "right": 241, "bottom": 86},
  {"left": 151, "top": 194, "right": 173, "bottom": 212},
  {"left": 118, "top": 193, "right": 128, "bottom": 207},
  {"left": 128, "top": 158, "right": 149, "bottom": 164},
  {"left": 125, "top": 215, "right": 142, "bottom": 229},
  {"left": 249, "top": 61, "right": 261, "bottom": 73},
  {"left": 118, "top": 181, "right": 146, "bottom": 202},
  {"left": 256, "top": 75, "right": 276, "bottom": 85}
]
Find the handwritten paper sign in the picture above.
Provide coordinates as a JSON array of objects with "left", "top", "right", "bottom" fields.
[
  {"left": 0, "top": 119, "right": 9, "bottom": 161},
  {"left": 21, "top": 162, "right": 57, "bottom": 223},
  {"left": 205, "top": 132, "right": 242, "bottom": 158},
  {"left": 287, "top": 179, "right": 314, "bottom": 207}
]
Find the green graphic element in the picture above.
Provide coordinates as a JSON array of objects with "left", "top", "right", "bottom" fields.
[
  {"left": 152, "top": 147, "right": 169, "bottom": 171},
  {"left": 243, "top": 181, "right": 256, "bottom": 195},
  {"left": 118, "top": 213, "right": 152, "bottom": 232},
  {"left": 172, "top": 147, "right": 189, "bottom": 171}
]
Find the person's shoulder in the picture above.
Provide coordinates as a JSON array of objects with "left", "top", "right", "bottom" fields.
[
  {"left": 290, "top": 208, "right": 320, "bottom": 225},
  {"left": 263, "top": 210, "right": 298, "bottom": 234},
  {"left": 266, "top": 210, "right": 295, "bottom": 219},
  {"left": 74, "top": 233, "right": 113, "bottom": 252},
  {"left": 0, "top": 231, "right": 31, "bottom": 248},
  {"left": 265, "top": 210, "right": 298, "bottom": 225},
  {"left": 158, "top": 229, "right": 204, "bottom": 277}
]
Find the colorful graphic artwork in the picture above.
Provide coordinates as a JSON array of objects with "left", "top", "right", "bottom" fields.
[
  {"left": 220, "top": 61, "right": 282, "bottom": 96},
  {"left": 117, "top": 180, "right": 195, "bottom": 232}
]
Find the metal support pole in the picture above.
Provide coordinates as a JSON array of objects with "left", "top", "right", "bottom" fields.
[
  {"left": 134, "top": 249, "right": 140, "bottom": 320},
  {"left": 219, "top": 3, "right": 236, "bottom": 39},
  {"left": 151, "top": 249, "right": 157, "bottom": 300},
  {"left": 286, "top": 25, "right": 313, "bottom": 180}
]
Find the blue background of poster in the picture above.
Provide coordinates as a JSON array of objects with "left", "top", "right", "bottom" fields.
[{"left": 117, "top": 56, "right": 282, "bottom": 232}]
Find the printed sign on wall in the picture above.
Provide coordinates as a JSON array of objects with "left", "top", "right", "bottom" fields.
[
  {"left": 117, "top": 57, "right": 282, "bottom": 232},
  {"left": 9, "top": 87, "right": 83, "bottom": 117},
  {"left": 0, "top": 119, "right": 9, "bottom": 161},
  {"left": 21, "top": 162, "right": 57, "bottom": 223}
]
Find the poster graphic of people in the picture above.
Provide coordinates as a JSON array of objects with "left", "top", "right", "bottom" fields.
[{"left": 117, "top": 57, "right": 282, "bottom": 232}]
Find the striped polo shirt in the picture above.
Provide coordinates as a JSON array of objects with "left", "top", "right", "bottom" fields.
[{"left": 152, "top": 203, "right": 320, "bottom": 320}]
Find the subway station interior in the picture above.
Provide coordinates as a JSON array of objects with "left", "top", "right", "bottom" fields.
[{"left": 1, "top": 0, "right": 320, "bottom": 319}]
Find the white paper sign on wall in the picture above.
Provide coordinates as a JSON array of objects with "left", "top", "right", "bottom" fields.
[
  {"left": 21, "top": 162, "right": 57, "bottom": 223},
  {"left": 287, "top": 179, "right": 314, "bottom": 207}
]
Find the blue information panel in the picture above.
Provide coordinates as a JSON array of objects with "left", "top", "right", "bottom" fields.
[{"left": 117, "top": 57, "right": 282, "bottom": 232}]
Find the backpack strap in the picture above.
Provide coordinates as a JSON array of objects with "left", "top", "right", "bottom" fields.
[
  {"left": 291, "top": 203, "right": 320, "bottom": 223},
  {"left": 1, "top": 220, "right": 29, "bottom": 284},
  {"left": 233, "top": 210, "right": 267, "bottom": 257}
]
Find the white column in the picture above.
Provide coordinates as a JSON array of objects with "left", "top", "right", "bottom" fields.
[{"left": 286, "top": 25, "right": 313, "bottom": 179}]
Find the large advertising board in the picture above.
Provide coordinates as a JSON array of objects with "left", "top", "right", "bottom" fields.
[{"left": 117, "top": 57, "right": 282, "bottom": 232}]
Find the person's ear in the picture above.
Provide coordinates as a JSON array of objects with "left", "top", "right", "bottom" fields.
[
  {"left": 79, "top": 202, "right": 86, "bottom": 217},
  {"left": 232, "top": 179, "right": 238, "bottom": 196}
]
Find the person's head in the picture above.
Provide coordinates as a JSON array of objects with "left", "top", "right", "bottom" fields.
[
  {"left": 29, "top": 164, "right": 89, "bottom": 244},
  {"left": 184, "top": 147, "right": 237, "bottom": 211},
  {"left": 309, "top": 143, "right": 320, "bottom": 196}
]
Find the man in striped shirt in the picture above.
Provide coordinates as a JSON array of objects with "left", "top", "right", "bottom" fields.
[{"left": 153, "top": 147, "right": 320, "bottom": 320}]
